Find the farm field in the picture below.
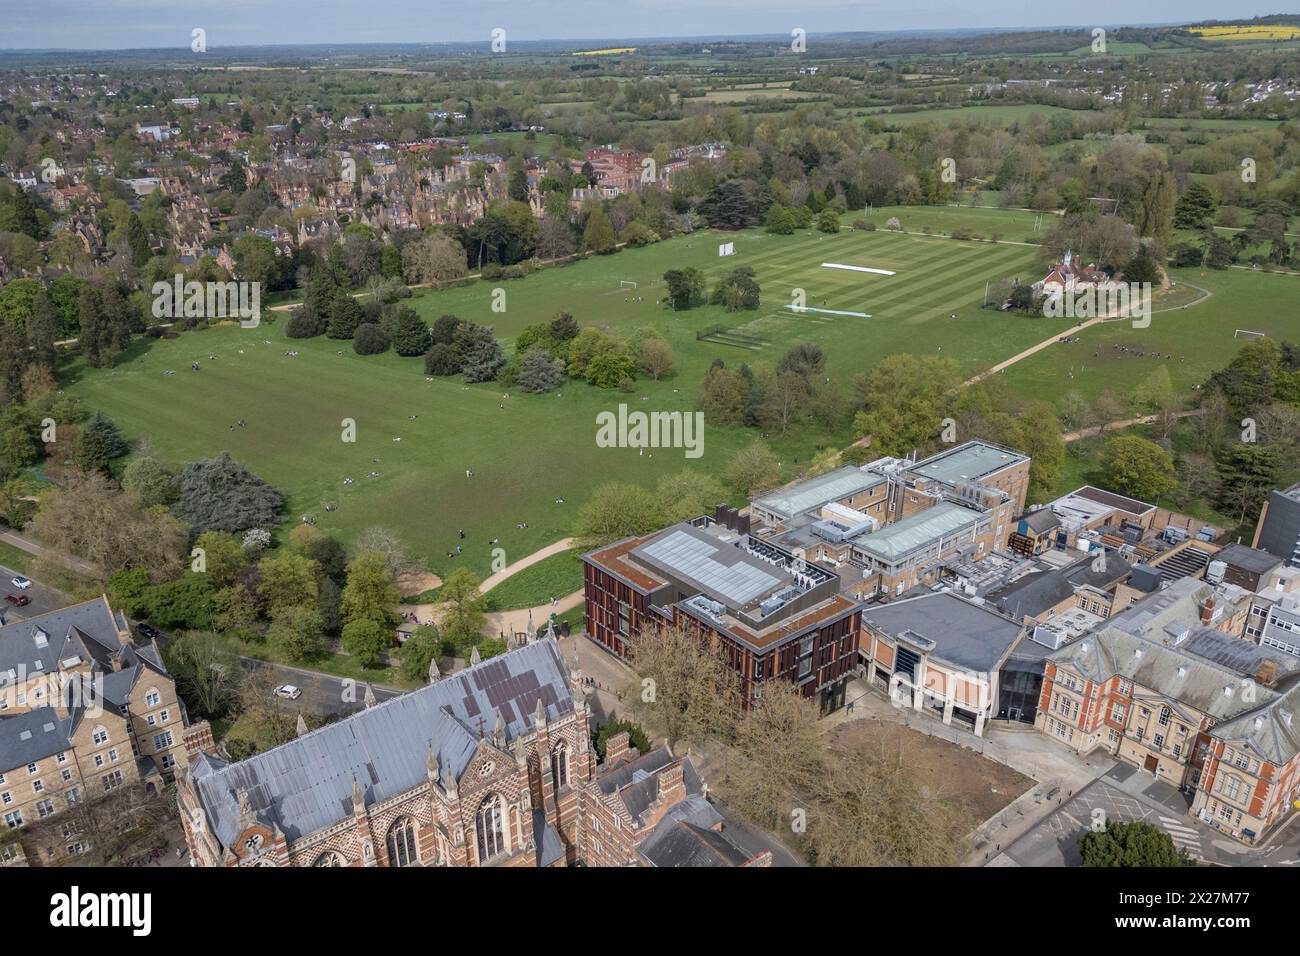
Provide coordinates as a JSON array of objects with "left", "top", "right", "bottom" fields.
[
  {"left": 867, "top": 103, "right": 1083, "bottom": 126},
  {"left": 65, "top": 224, "right": 1057, "bottom": 579}
]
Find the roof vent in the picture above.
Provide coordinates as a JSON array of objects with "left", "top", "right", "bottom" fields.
[
  {"left": 19, "top": 730, "right": 31, "bottom": 740},
  {"left": 1284, "top": 711, "right": 1294, "bottom": 727},
  {"left": 1224, "top": 685, "right": 1234, "bottom": 697},
  {"left": 1177, "top": 666, "right": 1187, "bottom": 678},
  {"left": 1134, "top": 647, "right": 1143, "bottom": 659},
  {"left": 1255, "top": 715, "right": 1265, "bottom": 730}
]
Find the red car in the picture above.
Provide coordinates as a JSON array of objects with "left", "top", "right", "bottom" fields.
[{"left": 5, "top": 594, "right": 30, "bottom": 607}]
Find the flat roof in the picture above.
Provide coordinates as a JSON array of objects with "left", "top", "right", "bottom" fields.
[
  {"left": 862, "top": 593, "right": 1023, "bottom": 673},
  {"left": 631, "top": 524, "right": 790, "bottom": 608},
  {"left": 853, "top": 502, "right": 981, "bottom": 562},
  {"left": 751, "top": 466, "right": 885, "bottom": 521},
  {"left": 910, "top": 441, "right": 1027, "bottom": 488}
]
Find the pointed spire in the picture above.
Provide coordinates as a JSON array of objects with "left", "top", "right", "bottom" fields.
[
  {"left": 470, "top": 644, "right": 482, "bottom": 666},
  {"left": 426, "top": 743, "right": 439, "bottom": 783},
  {"left": 427, "top": 655, "right": 440, "bottom": 683},
  {"left": 296, "top": 713, "right": 308, "bottom": 737},
  {"left": 492, "top": 710, "right": 506, "bottom": 747},
  {"left": 526, "top": 608, "right": 535, "bottom": 639},
  {"left": 352, "top": 777, "right": 366, "bottom": 814},
  {"left": 544, "top": 618, "right": 557, "bottom": 641},
  {"left": 534, "top": 696, "right": 546, "bottom": 728},
  {"left": 364, "top": 683, "right": 377, "bottom": 708}
]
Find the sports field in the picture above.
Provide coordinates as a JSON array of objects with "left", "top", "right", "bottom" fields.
[
  {"left": 63, "top": 224, "right": 1077, "bottom": 579},
  {"left": 998, "top": 266, "right": 1300, "bottom": 405}
]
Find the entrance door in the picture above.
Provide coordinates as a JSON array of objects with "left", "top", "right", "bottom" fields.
[{"left": 1143, "top": 754, "right": 1158, "bottom": 773}]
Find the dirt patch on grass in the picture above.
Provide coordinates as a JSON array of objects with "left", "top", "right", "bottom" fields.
[
  {"left": 833, "top": 719, "right": 1033, "bottom": 823},
  {"left": 397, "top": 571, "right": 442, "bottom": 597}
]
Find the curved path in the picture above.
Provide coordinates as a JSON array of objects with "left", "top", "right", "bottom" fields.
[{"left": 965, "top": 279, "right": 1213, "bottom": 386}]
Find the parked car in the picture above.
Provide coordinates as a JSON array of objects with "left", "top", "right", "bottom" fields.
[
  {"left": 5, "top": 594, "right": 29, "bottom": 607},
  {"left": 10, "top": 576, "right": 31, "bottom": 590},
  {"left": 274, "top": 684, "right": 302, "bottom": 701},
  {"left": 136, "top": 623, "right": 160, "bottom": 640}
]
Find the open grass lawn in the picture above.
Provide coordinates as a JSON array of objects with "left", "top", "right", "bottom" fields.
[
  {"left": 857, "top": 204, "right": 1056, "bottom": 243},
  {"left": 62, "top": 219, "right": 1138, "bottom": 580},
  {"left": 483, "top": 548, "right": 583, "bottom": 611},
  {"left": 61, "top": 215, "right": 1295, "bottom": 586},
  {"left": 998, "top": 266, "right": 1300, "bottom": 407},
  {"left": 867, "top": 104, "right": 1083, "bottom": 126}
]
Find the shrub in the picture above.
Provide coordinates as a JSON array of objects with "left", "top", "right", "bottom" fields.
[{"left": 353, "top": 322, "right": 390, "bottom": 355}]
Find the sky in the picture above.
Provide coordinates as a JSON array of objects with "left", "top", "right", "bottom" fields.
[{"left": 0, "top": 1, "right": 1289, "bottom": 50}]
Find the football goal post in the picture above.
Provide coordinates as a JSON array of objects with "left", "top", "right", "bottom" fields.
[
  {"left": 1234, "top": 329, "right": 1267, "bottom": 340},
  {"left": 619, "top": 280, "right": 637, "bottom": 290}
]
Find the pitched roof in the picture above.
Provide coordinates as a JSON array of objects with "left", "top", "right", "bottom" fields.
[
  {"left": 192, "top": 638, "right": 573, "bottom": 847},
  {"left": 1213, "top": 683, "right": 1300, "bottom": 765},
  {"left": 989, "top": 553, "right": 1132, "bottom": 619},
  {"left": 0, "top": 705, "right": 77, "bottom": 772}
]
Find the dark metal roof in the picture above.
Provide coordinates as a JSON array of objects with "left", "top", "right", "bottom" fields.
[{"left": 193, "top": 638, "right": 573, "bottom": 847}]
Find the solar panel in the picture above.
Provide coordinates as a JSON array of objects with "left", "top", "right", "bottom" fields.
[{"left": 638, "top": 529, "right": 784, "bottom": 606}]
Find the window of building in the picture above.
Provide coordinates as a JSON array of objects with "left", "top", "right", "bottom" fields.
[
  {"left": 1223, "top": 776, "right": 1243, "bottom": 801},
  {"left": 31, "top": 779, "right": 43, "bottom": 794},
  {"left": 385, "top": 816, "right": 418, "bottom": 867},
  {"left": 153, "top": 731, "right": 174, "bottom": 750},
  {"left": 1158, "top": 706, "right": 1170, "bottom": 726},
  {"left": 313, "top": 851, "right": 345, "bottom": 867},
  {"left": 551, "top": 741, "right": 569, "bottom": 790},
  {"left": 91, "top": 727, "right": 108, "bottom": 746},
  {"left": 35, "top": 798, "right": 54, "bottom": 819},
  {"left": 101, "top": 771, "right": 123, "bottom": 791},
  {"left": 3, "top": 810, "right": 23, "bottom": 829},
  {"left": 145, "top": 689, "right": 161, "bottom": 707},
  {"left": 475, "top": 795, "right": 506, "bottom": 863}
]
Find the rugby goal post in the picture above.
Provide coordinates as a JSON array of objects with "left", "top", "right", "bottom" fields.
[
  {"left": 718, "top": 241, "right": 735, "bottom": 257},
  {"left": 619, "top": 280, "right": 638, "bottom": 290},
  {"left": 1234, "top": 329, "right": 1267, "bottom": 340}
]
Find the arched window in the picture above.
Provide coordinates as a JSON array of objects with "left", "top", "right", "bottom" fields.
[
  {"left": 385, "top": 816, "right": 418, "bottom": 867},
  {"left": 551, "top": 741, "right": 570, "bottom": 789},
  {"left": 313, "top": 850, "right": 344, "bottom": 867},
  {"left": 476, "top": 795, "right": 505, "bottom": 863}
]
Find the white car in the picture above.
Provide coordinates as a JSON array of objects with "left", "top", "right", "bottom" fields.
[
  {"left": 11, "top": 576, "right": 31, "bottom": 590},
  {"left": 274, "top": 684, "right": 302, "bottom": 701}
]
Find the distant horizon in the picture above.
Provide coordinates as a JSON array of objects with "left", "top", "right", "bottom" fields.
[{"left": 2, "top": 2, "right": 1295, "bottom": 53}]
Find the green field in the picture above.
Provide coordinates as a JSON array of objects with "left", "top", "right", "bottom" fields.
[
  {"left": 483, "top": 549, "right": 584, "bottom": 611},
  {"left": 999, "top": 266, "right": 1300, "bottom": 405},
  {"left": 62, "top": 222, "right": 1112, "bottom": 579}
]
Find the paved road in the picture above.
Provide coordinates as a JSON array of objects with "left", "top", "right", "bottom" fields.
[{"left": 239, "top": 657, "right": 403, "bottom": 719}]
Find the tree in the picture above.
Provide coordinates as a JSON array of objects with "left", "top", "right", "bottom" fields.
[
  {"left": 456, "top": 324, "right": 505, "bottom": 383},
  {"left": 662, "top": 267, "right": 706, "bottom": 309},
  {"left": 161, "top": 630, "right": 242, "bottom": 719},
  {"left": 574, "top": 481, "right": 663, "bottom": 548},
  {"left": 516, "top": 347, "right": 566, "bottom": 393},
  {"left": 817, "top": 208, "right": 841, "bottom": 233},
  {"left": 1215, "top": 444, "right": 1281, "bottom": 525},
  {"left": 696, "top": 364, "right": 748, "bottom": 426},
  {"left": 267, "top": 605, "right": 326, "bottom": 662},
  {"left": 534, "top": 213, "right": 575, "bottom": 260},
  {"left": 256, "top": 551, "right": 320, "bottom": 617},
  {"left": 75, "top": 411, "right": 129, "bottom": 474},
  {"left": 425, "top": 342, "right": 460, "bottom": 376},
  {"left": 726, "top": 441, "right": 781, "bottom": 496},
  {"left": 352, "top": 323, "right": 389, "bottom": 354},
  {"left": 711, "top": 266, "right": 761, "bottom": 311},
  {"left": 585, "top": 349, "right": 638, "bottom": 389},
  {"left": 122, "top": 455, "right": 178, "bottom": 507},
  {"left": 193, "top": 530, "right": 249, "bottom": 587},
  {"left": 853, "top": 354, "right": 963, "bottom": 455},
  {"left": 626, "top": 624, "right": 738, "bottom": 747},
  {"left": 1093, "top": 390, "right": 1127, "bottom": 434},
  {"left": 138, "top": 575, "right": 215, "bottom": 630},
  {"left": 636, "top": 337, "right": 675, "bottom": 381},
  {"left": 1132, "top": 365, "right": 1179, "bottom": 437},
  {"left": 765, "top": 205, "right": 797, "bottom": 235},
  {"left": 340, "top": 550, "right": 400, "bottom": 628},
  {"left": 327, "top": 292, "right": 365, "bottom": 339},
  {"left": 655, "top": 470, "right": 727, "bottom": 525},
  {"left": 399, "top": 624, "right": 441, "bottom": 682},
  {"left": 1101, "top": 435, "right": 1176, "bottom": 501},
  {"left": 778, "top": 343, "right": 826, "bottom": 383},
  {"left": 32, "top": 468, "right": 186, "bottom": 581},
  {"left": 172, "top": 452, "right": 284, "bottom": 534},
  {"left": 581, "top": 205, "right": 616, "bottom": 254},
  {"left": 440, "top": 567, "right": 486, "bottom": 646},
  {"left": 594, "top": 718, "right": 650, "bottom": 759},
  {"left": 1174, "top": 181, "right": 1217, "bottom": 230},
  {"left": 1014, "top": 400, "right": 1066, "bottom": 502},
  {"left": 387, "top": 306, "right": 430, "bottom": 356},
  {"left": 341, "top": 618, "right": 389, "bottom": 668},
  {"left": 1078, "top": 821, "right": 1195, "bottom": 867},
  {"left": 401, "top": 231, "right": 468, "bottom": 285}
]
